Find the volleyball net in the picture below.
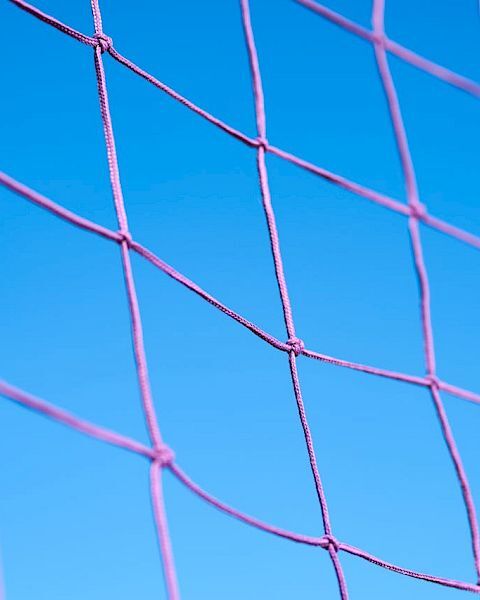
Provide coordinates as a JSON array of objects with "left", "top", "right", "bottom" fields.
[{"left": 1, "top": 0, "right": 480, "bottom": 597}]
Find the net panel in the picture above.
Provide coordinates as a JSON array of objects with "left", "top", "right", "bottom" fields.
[{"left": 1, "top": 0, "right": 480, "bottom": 598}]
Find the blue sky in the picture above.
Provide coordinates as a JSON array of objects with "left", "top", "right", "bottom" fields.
[{"left": 1, "top": 0, "right": 479, "bottom": 598}]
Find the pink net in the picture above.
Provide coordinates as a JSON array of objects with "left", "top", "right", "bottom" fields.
[{"left": 1, "top": 0, "right": 480, "bottom": 597}]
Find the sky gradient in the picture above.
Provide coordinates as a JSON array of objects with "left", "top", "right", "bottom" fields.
[{"left": 1, "top": 0, "right": 480, "bottom": 598}]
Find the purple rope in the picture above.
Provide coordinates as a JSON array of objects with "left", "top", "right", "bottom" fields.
[
  {"left": 90, "top": 4, "right": 163, "bottom": 447},
  {"left": 107, "top": 47, "right": 257, "bottom": 148},
  {"left": 2, "top": 170, "right": 480, "bottom": 403},
  {"left": 297, "top": 0, "right": 480, "bottom": 98},
  {"left": 268, "top": 143, "right": 411, "bottom": 215},
  {"left": 341, "top": 542, "right": 480, "bottom": 594},
  {"left": 372, "top": 0, "right": 480, "bottom": 582},
  {"left": 440, "top": 382, "right": 480, "bottom": 405},
  {"left": 0, "top": 379, "right": 155, "bottom": 459},
  {"left": 170, "top": 464, "right": 326, "bottom": 547},
  {"left": 1, "top": 376, "right": 480, "bottom": 594},
  {"left": 7, "top": 0, "right": 480, "bottom": 253},
  {"left": 89, "top": 0, "right": 179, "bottom": 596},
  {"left": 0, "top": 172, "right": 120, "bottom": 243},
  {"left": 8, "top": 0, "right": 96, "bottom": 47},
  {"left": 240, "top": 0, "right": 348, "bottom": 596},
  {"left": 150, "top": 460, "right": 180, "bottom": 599},
  {"left": 2, "top": 0, "right": 480, "bottom": 595},
  {"left": 423, "top": 213, "right": 480, "bottom": 251}
]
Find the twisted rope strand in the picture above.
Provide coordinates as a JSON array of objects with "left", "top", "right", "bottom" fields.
[
  {"left": 240, "top": 0, "right": 348, "bottom": 596},
  {"left": 6, "top": 0, "right": 480, "bottom": 254},
  {"left": 2, "top": 0, "right": 479, "bottom": 595},
  {"left": 1, "top": 377, "right": 479, "bottom": 594},
  {"left": 372, "top": 0, "right": 480, "bottom": 582},
  {"left": 8, "top": 0, "right": 96, "bottom": 46},
  {"left": 89, "top": 0, "right": 179, "bottom": 595},
  {"left": 0, "top": 379, "right": 155, "bottom": 459},
  {"left": 2, "top": 169, "right": 480, "bottom": 406},
  {"left": 297, "top": 0, "right": 480, "bottom": 97},
  {"left": 341, "top": 542, "right": 480, "bottom": 594}
]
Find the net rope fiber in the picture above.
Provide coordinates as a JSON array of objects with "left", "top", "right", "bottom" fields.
[{"left": 1, "top": 0, "right": 480, "bottom": 597}]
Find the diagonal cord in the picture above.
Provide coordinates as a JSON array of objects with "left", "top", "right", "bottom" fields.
[
  {"left": 7, "top": 0, "right": 480, "bottom": 252},
  {"left": 4, "top": 169, "right": 480, "bottom": 406},
  {"left": 2, "top": 0, "right": 480, "bottom": 594},
  {"left": 296, "top": 0, "right": 480, "bottom": 97},
  {"left": 6, "top": 167, "right": 480, "bottom": 407},
  {"left": 1, "top": 375, "right": 480, "bottom": 594}
]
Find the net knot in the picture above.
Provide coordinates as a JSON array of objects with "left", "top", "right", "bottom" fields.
[
  {"left": 93, "top": 32, "right": 113, "bottom": 53},
  {"left": 372, "top": 32, "right": 387, "bottom": 47},
  {"left": 322, "top": 534, "right": 340, "bottom": 553},
  {"left": 153, "top": 444, "right": 175, "bottom": 467},
  {"left": 286, "top": 337, "right": 305, "bottom": 356},
  {"left": 410, "top": 202, "right": 427, "bottom": 220},
  {"left": 117, "top": 229, "right": 133, "bottom": 247},
  {"left": 256, "top": 137, "right": 269, "bottom": 151},
  {"left": 426, "top": 374, "right": 441, "bottom": 391}
]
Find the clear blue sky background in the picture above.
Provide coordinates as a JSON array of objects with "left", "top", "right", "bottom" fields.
[{"left": 1, "top": 1, "right": 479, "bottom": 598}]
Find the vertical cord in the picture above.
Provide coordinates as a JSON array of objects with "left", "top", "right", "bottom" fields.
[
  {"left": 372, "top": 0, "right": 480, "bottom": 582},
  {"left": 89, "top": 1, "right": 180, "bottom": 597},
  {"left": 240, "top": 1, "right": 348, "bottom": 596}
]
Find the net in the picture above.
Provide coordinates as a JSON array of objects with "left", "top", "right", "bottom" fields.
[{"left": 1, "top": 0, "right": 480, "bottom": 597}]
